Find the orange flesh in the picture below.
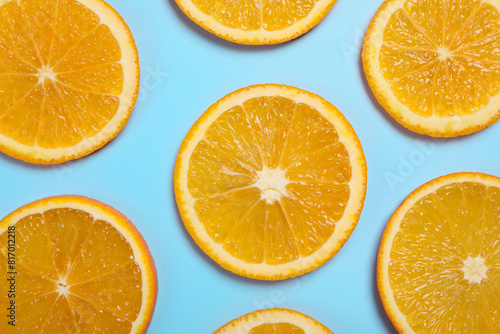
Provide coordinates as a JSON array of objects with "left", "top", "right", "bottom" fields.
[
  {"left": 0, "top": 208, "right": 143, "bottom": 333},
  {"left": 249, "top": 322, "right": 306, "bottom": 333},
  {"left": 188, "top": 96, "right": 351, "bottom": 265},
  {"left": 0, "top": 0, "right": 123, "bottom": 148},
  {"left": 191, "top": 0, "right": 317, "bottom": 31},
  {"left": 380, "top": 0, "right": 500, "bottom": 117},
  {"left": 389, "top": 182, "right": 500, "bottom": 332}
]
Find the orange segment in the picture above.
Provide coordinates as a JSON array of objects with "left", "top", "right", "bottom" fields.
[
  {"left": 0, "top": 252, "right": 57, "bottom": 304},
  {"left": 261, "top": 0, "right": 315, "bottom": 31},
  {"left": 57, "top": 63, "right": 124, "bottom": 95},
  {"left": 43, "top": 208, "right": 94, "bottom": 278},
  {"left": 448, "top": 59, "right": 489, "bottom": 116},
  {"left": 48, "top": 0, "right": 101, "bottom": 66},
  {"left": 282, "top": 182, "right": 349, "bottom": 256},
  {"left": 284, "top": 182, "right": 349, "bottom": 222},
  {"left": 68, "top": 295, "right": 133, "bottom": 333},
  {"left": 0, "top": 82, "right": 44, "bottom": 146},
  {"left": 0, "top": 1, "right": 41, "bottom": 69},
  {"left": 223, "top": 200, "right": 267, "bottom": 263},
  {"left": 443, "top": 0, "right": 481, "bottom": 47},
  {"left": 0, "top": 43, "right": 37, "bottom": 73},
  {"left": 11, "top": 293, "right": 59, "bottom": 332},
  {"left": 43, "top": 295, "right": 78, "bottom": 333},
  {"left": 204, "top": 105, "right": 263, "bottom": 171},
  {"left": 449, "top": 3, "right": 500, "bottom": 50},
  {"left": 66, "top": 219, "right": 135, "bottom": 285},
  {"left": 458, "top": 31, "right": 500, "bottom": 62},
  {"left": 188, "top": 140, "right": 257, "bottom": 198},
  {"left": 19, "top": 0, "right": 59, "bottom": 65},
  {"left": 54, "top": 24, "right": 122, "bottom": 72},
  {"left": 250, "top": 323, "right": 305, "bottom": 333},
  {"left": 175, "top": 0, "right": 338, "bottom": 44},
  {"left": 381, "top": 9, "right": 434, "bottom": 49},
  {"left": 244, "top": 96, "right": 295, "bottom": 169},
  {"left": 363, "top": 0, "right": 500, "bottom": 136},
  {"left": 0, "top": 213, "right": 60, "bottom": 280},
  {"left": 213, "top": 0, "right": 261, "bottom": 31},
  {"left": 214, "top": 308, "right": 334, "bottom": 334},
  {"left": 390, "top": 62, "right": 436, "bottom": 117},
  {"left": 0, "top": 196, "right": 157, "bottom": 333},
  {"left": 194, "top": 187, "right": 262, "bottom": 243},
  {"left": 402, "top": 0, "right": 444, "bottom": 47},
  {"left": 482, "top": 187, "right": 500, "bottom": 259},
  {"left": 53, "top": 81, "right": 121, "bottom": 139},
  {"left": 0, "top": 0, "right": 139, "bottom": 164},
  {"left": 0, "top": 74, "right": 38, "bottom": 114},
  {"left": 37, "top": 80, "right": 84, "bottom": 149},
  {"left": 285, "top": 142, "right": 351, "bottom": 182},
  {"left": 264, "top": 202, "right": 300, "bottom": 265},
  {"left": 175, "top": 84, "right": 366, "bottom": 280},
  {"left": 70, "top": 262, "right": 143, "bottom": 321},
  {"left": 280, "top": 103, "right": 339, "bottom": 169},
  {"left": 380, "top": 47, "right": 438, "bottom": 83},
  {"left": 455, "top": 57, "right": 500, "bottom": 96},
  {"left": 431, "top": 60, "right": 456, "bottom": 117},
  {"left": 378, "top": 173, "right": 500, "bottom": 333}
]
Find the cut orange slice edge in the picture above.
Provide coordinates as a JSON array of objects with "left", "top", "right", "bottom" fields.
[
  {"left": 378, "top": 172, "right": 500, "bottom": 333},
  {"left": 0, "top": 195, "right": 157, "bottom": 333},
  {"left": 214, "top": 308, "right": 334, "bottom": 333},
  {"left": 175, "top": 0, "right": 338, "bottom": 45},
  {"left": 175, "top": 84, "right": 367, "bottom": 280},
  {"left": 363, "top": 0, "right": 500, "bottom": 137},
  {"left": 0, "top": 0, "right": 139, "bottom": 164}
]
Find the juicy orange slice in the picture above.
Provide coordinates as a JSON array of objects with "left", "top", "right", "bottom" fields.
[
  {"left": 378, "top": 172, "right": 500, "bottom": 333},
  {"left": 175, "top": 84, "right": 367, "bottom": 280},
  {"left": 0, "top": 196, "right": 157, "bottom": 333},
  {"left": 363, "top": 0, "right": 500, "bottom": 137},
  {"left": 0, "top": 0, "right": 139, "bottom": 164},
  {"left": 175, "top": 0, "right": 337, "bottom": 44},
  {"left": 214, "top": 308, "right": 333, "bottom": 333}
]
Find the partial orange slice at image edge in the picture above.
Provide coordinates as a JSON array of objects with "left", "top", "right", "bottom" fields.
[
  {"left": 363, "top": 0, "right": 500, "bottom": 137},
  {"left": 175, "top": 0, "right": 338, "bottom": 45},
  {"left": 0, "top": 0, "right": 140, "bottom": 164},
  {"left": 0, "top": 195, "right": 157, "bottom": 333},
  {"left": 214, "top": 308, "right": 334, "bottom": 333},
  {"left": 378, "top": 172, "right": 500, "bottom": 333}
]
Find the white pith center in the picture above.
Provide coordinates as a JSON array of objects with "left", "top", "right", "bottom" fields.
[
  {"left": 462, "top": 256, "right": 488, "bottom": 284},
  {"left": 255, "top": 167, "right": 289, "bottom": 204},
  {"left": 37, "top": 65, "right": 56, "bottom": 84},
  {"left": 437, "top": 47, "right": 452, "bottom": 61},
  {"left": 57, "top": 279, "right": 70, "bottom": 295}
]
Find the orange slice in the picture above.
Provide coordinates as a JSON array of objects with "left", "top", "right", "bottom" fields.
[
  {"left": 214, "top": 308, "right": 334, "bottom": 333},
  {"left": 363, "top": 0, "right": 500, "bottom": 137},
  {"left": 378, "top": 172, "right": 500, "bottom": 333},
  {"left": 0, "top": 196, "right": 157, "bottom": 333},
  {"left": 175, "top": 84, "right": 367, "bottom": 280},
  {"left": 0, "top": 0, "right": 139, "bottom": 164},
  {"left": 175, "top": 0, "right": 337, "bottom": 44}
]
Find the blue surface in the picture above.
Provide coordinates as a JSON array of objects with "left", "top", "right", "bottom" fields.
[{"left": 1, "top": 0, "right": 500, "bottom": 333}]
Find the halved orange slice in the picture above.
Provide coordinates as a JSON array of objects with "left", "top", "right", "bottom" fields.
[
  {"left": 379, "top": 172, "right": 500, "bottom": 333},
  {"left": 363, "top": 0, "right": 500, "bottom": 137},
  {"left": 214, "top": 308, "right": 333, "bottom": 333},
  {"left": 0, "top": 0, "right": 139, "bottom": 164},
  {"left": 0, "top": 196, "right": 157, "bottom": 333},
  {"left": 175, "top": 0, "right": 338, "bottom": 44},
  {"left": 175, "top": 84, "right": 367, "bottom": 280}
]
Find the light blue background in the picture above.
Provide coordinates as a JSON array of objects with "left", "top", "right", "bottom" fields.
[{"left": 1, "top": 0, "right": 500, "bottom": 333}]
